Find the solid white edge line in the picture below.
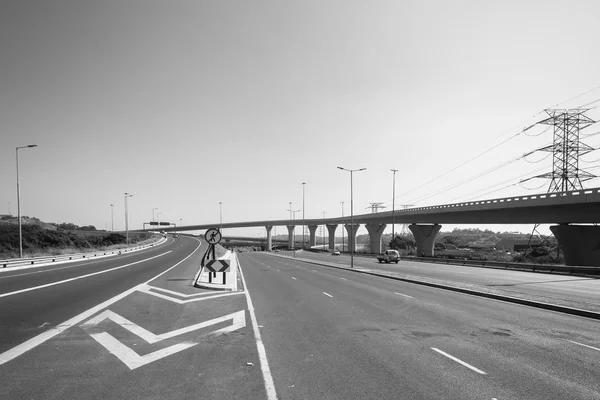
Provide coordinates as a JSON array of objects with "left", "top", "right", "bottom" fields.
[
  {"left": 566, "top": 339, "right": 600, "bottom": 352},
  {"left": 0, "top": 251, "right": 172, "bottom": 299},
  {"left": 394, "top": 292, "right": 414, "bottom": 299},
  {"left": 431, "top": 348, "right": 487, "bottom": 375},
  {"left": 323, "top": 292, "right": 333, "bottom": 298},
  {"left": 237, "top": 254, "right": 278, "bottom": 400},
  {"left": 0, "top": 238, "right": 203, "bottom": 366}
]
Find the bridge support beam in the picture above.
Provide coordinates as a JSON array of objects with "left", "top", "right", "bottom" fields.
[
  {"left": 326, "top": 224, "right": 338, "bottom": 251},
  {"left": 344, "top": 224, "right": 360, "bottom": 253},
  {"left": 409, "top": 224, "right": 441, "bottom": 257},
  {"left": 286, "top": 225, "right": 295, "bottom": 249},
  {"left": 308, "top": 225, "right": 318, "bottom": 247},
  {"left": 265, "top": 226, "right": 273, "bottom": 251},
  {"left": 365, "top": 223, "right": 387, "bottom": 254},
  {"left": 550, "top": 224, "right": 600, "bottom": 266}
]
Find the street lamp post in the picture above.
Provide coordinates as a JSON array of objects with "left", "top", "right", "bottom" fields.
[
  {"left": 16, "top": 144, "right": 37, "bottom": 258},
  {"left": 391, "top": 169, "right": 398, "bottom": 248},
  {"left": 287, "top": 204, "right": 301, "bottom": 250},
  {"left": 152, "top": 207, "right": 159, "bottom": 231},
  {"left": 110, "top": 204, "right": 114, "bottom": 231},
  {"left": 337, "top": 166, "right": 366, "bottom": 268},
  {"left": 124, "top": 193, "right": 134, "bottom": 245},
  {"left": 180, "top": 218, "right": 182, "bottom": 234},
  {"left": 341, "top": 201, "right": 345, "bottom": 252},
  {"left": 302, "top": 182, "right": 306, "bottom": 249},
  {"left": 219, "top": 202, "right": 223, "bottom": 233}
]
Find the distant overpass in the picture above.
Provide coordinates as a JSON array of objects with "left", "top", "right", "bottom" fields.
[{"left": 138, "top": 187, "right": 600, "bottom": 266}]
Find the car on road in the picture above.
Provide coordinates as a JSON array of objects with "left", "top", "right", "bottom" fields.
[
  {"left": 376, "top": 249, "right": 400, "bottom": 263},
  {"left": 332, "top": 250, "right": 341, "bottom": 256}
]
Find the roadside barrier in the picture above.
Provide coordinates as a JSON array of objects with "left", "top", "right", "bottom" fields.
[
  {"left": 1, "top": 237, "right": 167, "bottom": 271},
  {"left": 398, "top": 255, "right": 600, "bottom": 276}
]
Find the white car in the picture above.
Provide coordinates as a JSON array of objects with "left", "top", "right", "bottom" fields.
[{"left": 332, "top": 250, "right": 341, "bottom": 256}]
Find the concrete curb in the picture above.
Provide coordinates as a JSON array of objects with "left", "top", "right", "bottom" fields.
[
  {"left": 268, "top": 253, "right": 600, "bottom": 321},
  {"left": 194, "top": 251, "right": 238, "bottom": 292}
]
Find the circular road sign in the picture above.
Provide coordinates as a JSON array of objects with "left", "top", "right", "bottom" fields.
[{"left": 205, "top": 228, "right": 222, "bottom": 244}]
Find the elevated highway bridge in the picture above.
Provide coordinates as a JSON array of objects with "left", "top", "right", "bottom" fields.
[{"left": 143, "top": 187, "right": 600, "bottom": 266}]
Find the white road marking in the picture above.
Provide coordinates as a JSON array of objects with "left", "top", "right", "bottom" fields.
[
  {"left": 312, "top": 270, "right": 316, "bottom": 272},
  {"left": 139, "top": 285, "right": 243, "bottom": 304},
  {"left": 277, "top": 269, "right": 280, "bottom": 272},
  {"left": 431, "top": 348, "right": 486, "bottom": 374},
  {"left": 0, "top": 241, "right": 203, "bottom": 366},
  {"left": 292, "top": 277, "right": 296, "bottom": 280},
  {"left": 0, "top": 251, "right": 172, "bottom": 299},
  {"left": 395, "top": 292, "right": 413, "bottom": 299},
  {"left": 323, "top": 292, "right": 333, "bottom": 298},
  {"left": 566, "top": 340, "right": 600, "bottom": 352},
  {"left": 81, "top": 310, "right": 245, "bottom": 370},
  {"left": 339, "top": 277, "right": 347, "bottom": 280},
  {"left": 238, "top": 256, "right": 278, "bottom": 400}
]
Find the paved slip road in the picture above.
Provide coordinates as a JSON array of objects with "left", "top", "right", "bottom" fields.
[
  {"left": 0, "top": 236, "right": 267, "bottom": 400},
  {"left": 239, "top": 252, "right": 600, "bottom": 400}
]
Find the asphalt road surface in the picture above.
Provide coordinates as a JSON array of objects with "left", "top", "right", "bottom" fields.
[{"left": 1, "top": 241, "right": 599, "bottom": 399}]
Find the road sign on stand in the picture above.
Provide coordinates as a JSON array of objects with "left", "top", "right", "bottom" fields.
[
  {"left": 204, "top": 260, "right": 230, "bottom": 272},
  {"left": 205, "top": 228, "right": 222, "bottom": 245}
]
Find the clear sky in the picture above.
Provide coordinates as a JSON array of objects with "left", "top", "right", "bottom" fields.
[{"left": 2, "top": 0, "right": 600, "bottom": 238}]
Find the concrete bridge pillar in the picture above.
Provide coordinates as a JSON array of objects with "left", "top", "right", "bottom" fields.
[
  {"left": 344, "top": 224, "right": 360, "bottom": 253},
  {"left": 326, "top": 224, "right": 338, "bottom": 251},
  {"left": 308, "top": 225, "right": 318, "bottom": 247},
  {"left": 265, "top": 226, "right": 273, "bottom": 251},
  {"left": 409, "top": 224, "right": 441, "bottom": 257},
  {"left": 550, "top": 224, "right": 600, "bottom": 266},
  {"left": 286, "top": 225, "right": 295, "bottom": 249},
  {"left": 365, "top": 223, "right": 387, "bottom": 254}
]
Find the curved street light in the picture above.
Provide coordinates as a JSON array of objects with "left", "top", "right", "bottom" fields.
[
  {"left": 337, "top": 166, "right": 366, "bottom": 268},
  {"left": 124, "top": 193, "right": 134, "bottom": 245},
  {"left": 16, "top": 144, "right": 38, "bottom": 258}
]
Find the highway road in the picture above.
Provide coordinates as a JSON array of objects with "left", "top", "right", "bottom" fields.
[
  {"left": 241, "top": 252, "right": 600, "bottom": 399},
  {"left": 1, "top": 239, "right": 599, "bottom": 399},
  {"left": 290, "top": 250, "right": 600, "bottom": 310}
]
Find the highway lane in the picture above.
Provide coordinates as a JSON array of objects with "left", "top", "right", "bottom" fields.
[
  {"left": 290, "top": 251, "right": 600, "bottom": 308},
  {"left": 239, "top": 252, "right": 600, "bottom": 400},
  {"left": 0, "top": 236, "right": 204, "bottom": 355}
]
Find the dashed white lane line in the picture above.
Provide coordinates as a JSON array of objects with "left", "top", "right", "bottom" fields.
[
  {"left": 323, "top": 292, "right": 333, "bottom": 298},
  {"left": 339, "top": 277, "right": 347, "bottom": 280},
  {"left": 276, "top": 269, "right": 280, "bottom": 272},
  {"left": 292, "top": 277, "right": 297, "bottom": 280},
  {"left": 312, "top": 270, "right": 316, "bottom": 272},
  {"left": 566, "top": 340, "right": 600, "bottom": 352},
  {"left": 431, "top": 348, "right": 487, "bottom": 375},
  {"left": 395, "top": 292, "right": 413, "bottom": 299}
]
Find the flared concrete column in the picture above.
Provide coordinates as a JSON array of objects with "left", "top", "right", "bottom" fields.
[
  {"left": 365, "top": 223, "right": 387, "bottom": 254},
  {"left": 409, "top": 224, "right": 441, "bottom": 257},
  {"left": 265, "top": 226, "right": 273, "bottom": 251},
  {"left": 287, "top": 225, "right": 295, "bottom": 249},
  {"left": 550, "top": 224, "right": 600, "bottom": 266},
  {"left": 326, "top": 224, "right": 338, "bottom": 250},
  {"left": 308, "top": 225, "right": 318, "bottom": 247},
  {"left": 344, "top": 224, "right": 360, "bottom": 253}
]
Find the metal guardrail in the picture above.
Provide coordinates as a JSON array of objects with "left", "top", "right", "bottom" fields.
[
  {"left": 1, "top": 240, "right": 163, "bottom": 269},
  {"left": 398, "top": 255, "right": 600, "bottom": 276}
]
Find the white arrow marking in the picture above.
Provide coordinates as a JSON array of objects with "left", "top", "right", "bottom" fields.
[{"left": 81, "top": 310, "right": 245, "bottom": 369}]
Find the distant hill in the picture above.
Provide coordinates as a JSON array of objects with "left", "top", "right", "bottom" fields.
[{"left": 0, "top": 215, "right": 58, "bottom": 230}]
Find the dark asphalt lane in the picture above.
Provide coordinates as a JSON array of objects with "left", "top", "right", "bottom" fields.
[
  {"left": 289, "top": 251, "right": 600, "bottom": 307},
  {"left": 239, "top": 252, "right": 600, "bottom": 400},
  {"left": 0, "top": 236, "right": 204, "bottom": 354}
]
